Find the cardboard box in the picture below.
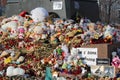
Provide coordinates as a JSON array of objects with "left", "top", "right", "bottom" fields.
[{"left": 81, "top": 42, "right": 120, "bottom": 59}]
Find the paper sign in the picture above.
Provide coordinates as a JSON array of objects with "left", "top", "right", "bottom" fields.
[
  {"left": 77, "top": 48, "right": 98, "bottom": 65},
  {"left": 53, "top": 1, "right": 63, "bottom": 10},
  {"left": 71, "top": 48, "right": 98, "bottom": 65}
]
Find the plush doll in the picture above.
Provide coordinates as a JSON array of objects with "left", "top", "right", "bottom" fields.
[
  {"left": 16, "top": 56, "right": 25, "bottom": 64},
  {"left": 62, "top": 61, "right": 68, "bottom": 73},
  {"left": 52, "top": 71, "right": 59, "bottom": 79},
  {"left": 11, "top": 51, "right": 21, "bottom": 61},
  {"left": 6, "top": 66, "right": 15, "bottom": 77},
  {"left": 73, "top": 23, "right": 80, "bottom": 29},
  {"left": 58, "top": 35, "right": 65, "bottom": 42},
  {"left": 71, "top": 35, "right": 83, "bottom": 47},
  {"left": 65, "top": 30, "right": 77, "bottom": 38},
  {"left": 67, "top": 55, "right": 74, "bottom": 64},
  {"left": 33, "top": 26, "right": 44, "bottom": 40},
  {"left": 87, "top": 23, "right": 96, "bottom": 32},
  {"left": 18, "top": 40, "right": 25, "bottom": 49},
  {"left": 56, "top": 45, "right": 63, "bottom": 56},
  {"left": 0, "top": 51, "right": 9, "bottom": 58},
  {"left": 13, "top": 67, "right": 25, "bottom": 76},
  {"left": 111, "top": 56, "right": 120, "bottom": 68},
  {"left": 18, "top": 27, "right": 25, "bottom": 39},
  {"left": 1, "top": 16, "right": 21, "bottom": 38},
  {"left": 1, "top": 16, "right": 12, "bottom": 25},
  {"left": 103, "top": 25, "right": 115, "bottom": 42},
  {"left": 1, "top": 21, "right": 17, "bottom": 32},
  {"left": 67, "top": 24, "right": 73, "bottom": 30},
  {"left": 6, "top": 66, "right": 25, "bottom": 77},
  {"left": 61, "top": 43, "right": 69, "bottom": 58}
]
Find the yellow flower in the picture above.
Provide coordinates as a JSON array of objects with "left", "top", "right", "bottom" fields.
[{"left": 4, "top": 57, "right": 12, "bottom": 64}]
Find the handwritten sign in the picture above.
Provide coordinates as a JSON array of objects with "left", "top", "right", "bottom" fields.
[{"left": 77, "top": 48, "right": 98, "bottom": 65}]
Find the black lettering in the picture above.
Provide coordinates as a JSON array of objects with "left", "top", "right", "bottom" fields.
[{"left": 87, "top": 51, "right": 96, "bottom": 55}]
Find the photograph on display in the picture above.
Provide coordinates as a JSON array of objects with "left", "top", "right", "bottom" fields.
[
  {"left": 91, "top": 65, "right": 115, "bottom": 78},
  {"left": 104, "top": 66, "right": 115, "bottom": 78}
]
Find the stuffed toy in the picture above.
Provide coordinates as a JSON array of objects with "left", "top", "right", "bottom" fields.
[
  {"left": 6, "top": 66, "right": 15, "bottom": 77},
  {"left": 1, "top": 17, "right": 12, "bottom": 25},
  {"left": 111, "top": 56, "right": 120, "bottom": 68},
  {"left": 1, "top": 16, "right": 21, "bottom": 38},
  {"left": 33, "top": 25, "right": 45, "bottom": 40},
  {"left": 64, "top": 19, "right": 74, "bottom": 26},
  {"left": 62, "top": 61, "right": 68, "bottom": 70},
  {"left": 1, "top": 20, "right": 18, "bottom": 32},
  {"left": 67, "top": 24, "right": 73, "bottom": 30},
  {"left": 73, "top": 23, "right": 80, "bottom": 29},
  {"left": 87, "top": 23, "right": 96, "bottom": 32},
  {"left": 11, "top": 51, "right": 21, "bottom": 61},
  {"left": 103, "top": 25, "right": 115, "bottom": 41},
  {"left": 18, "top": 27, "right": 25, "bottom": 39},
  {"left": 58, "top": 35, "right": 65, "bottom": 42},
  {"left": 13, "top": 67, "right": 25, "bottom": 76},
  {"left": 56, "top": 45, "right": 63, "bottom": 56},
  {"left": 65, "top": 30, "right": 77, "bottom": 38},
  {"left": 61, "top": 43, "right": 69, "bottom": 58},
  {"left": 52, "top": 71, "right": 59, "bottom": 79},
  {"left": 16, "top": 56, "right": 25, "bottom": 63},
  {"left": 57, "top": 77, "right": 66, "bottom": 80},
  {"left": 0, "top": 51, "right": 9, "bottom": 58},
  {"left": 30, "top": 7, "right": 49, "bottom": 23},
  {"left": 6, "top": 66, "right": 25, "bottom": 77},
  {"left": 49, "top": 24, "right": 55, "bottom": 34},
  {"left": 71, "top": 35, "right": 83, "bottom": 47}
]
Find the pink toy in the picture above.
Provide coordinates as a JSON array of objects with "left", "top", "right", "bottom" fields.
[
  {"left": 111, "top": 56, "right": 120, "bottom": 68},
  {"left": 18, "top": 33, "right": 24, "bottom": 39},
  {"left": 18, "top": 28, "right": 25, "bottom": 33}
]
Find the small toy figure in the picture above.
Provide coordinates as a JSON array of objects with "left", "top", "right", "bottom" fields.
[{"left": 111, "top": 55, "right": 120, "bottom": 68}]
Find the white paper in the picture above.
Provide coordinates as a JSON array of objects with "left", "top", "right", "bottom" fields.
[{"left": 53, "top": 1, "right": 63, "bottom": 10}]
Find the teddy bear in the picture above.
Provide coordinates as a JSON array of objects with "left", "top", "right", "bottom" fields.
[
  {"left": 0, "top": 49, "right": 25, "bottom": 65},
  {"left": 6, "top": 66, "right": 25, "bottom": 77},
  {"left": 103, "top": 25, "right": 115, "bottom": 43}
]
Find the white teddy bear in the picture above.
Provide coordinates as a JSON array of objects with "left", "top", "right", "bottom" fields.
[{"left": 6, "top": 66, "right": 25, "bottom": 77}]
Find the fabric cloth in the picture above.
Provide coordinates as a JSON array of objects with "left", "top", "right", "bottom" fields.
[{"left": 45, "top": 67, "right": 52, "bottom": 80}]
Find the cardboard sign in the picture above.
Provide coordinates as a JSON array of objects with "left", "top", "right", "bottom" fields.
[{"left": 96, "top": 58, "right": 110, "bottom": 65}]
